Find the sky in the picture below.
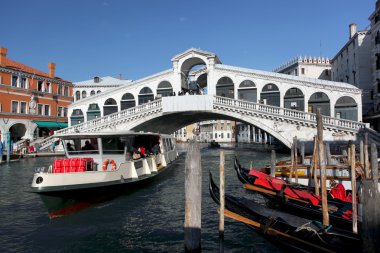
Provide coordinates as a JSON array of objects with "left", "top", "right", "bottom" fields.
[{"left": 0, "top": 0, "right": 375, "bottom": 83}]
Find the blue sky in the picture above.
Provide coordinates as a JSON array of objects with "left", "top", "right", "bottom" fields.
[{"left": 0, "top": 0, "right": 375, "bottom": 82}]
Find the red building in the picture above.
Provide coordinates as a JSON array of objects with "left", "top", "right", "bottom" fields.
[{"left": 0, "top": 47, "right": 73, "bottom": 143}]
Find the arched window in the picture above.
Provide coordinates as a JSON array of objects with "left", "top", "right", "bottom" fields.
[
  {"left": 82, "top": 90, "right": 87, "bottom": 99},
  {"left": 70, "top": 109, "right": 84, "bottom": 126},
  {"left": 75, "top": 91, "right": 80, "bottom": 101},
  {"left": 261, "top": 83, "right": 280, "bottom": 107},
  {"left": 284, "top": 88, "right": 304, "bottom": 111},
  {"left": 103, "top": 98, "right": 118, "bottom": 116},
  {"left": 238, "top": 80, "right": 256, "bottom": 102},
  {"left": 90, "top": 90, "right": 96, "bottom": 96},
  {"left": 121, "top": 93, "right": 136, "bottom": 110},
  {"left": 335, "top": 96, "right": 357, "bottom": 121},
  {"left": 97, "top": 90, "right": 101, "bottom": 94},
  {"left": 216, "top": 77, "right": 234, "bottom": 99},
  {"left": 308, "top": 92, "right": 330, "bottom": 116},
  {"left": 87, "top": 103, "right": 101, "bottom": 121},
  {"left": 138, "top": 87, "right": 154, "bottom": 105},
  {"left": 157, "top": 81, "right": 173, "bottom": 97}
]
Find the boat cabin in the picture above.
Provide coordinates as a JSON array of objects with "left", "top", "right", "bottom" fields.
[{"left": 55, "top": 131, "right": 176, "bottom": 172}]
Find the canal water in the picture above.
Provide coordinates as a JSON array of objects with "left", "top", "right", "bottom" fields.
[{"left": 0, "top": 143, "right": 289, "bottom": 253}]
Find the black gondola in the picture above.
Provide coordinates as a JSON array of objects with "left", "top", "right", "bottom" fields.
[
  {"left": 234, "top": 157, "right": 355, "bottom": 231},
  {"left": 209, "top": 173, "right": 361, "bottom": 253}
]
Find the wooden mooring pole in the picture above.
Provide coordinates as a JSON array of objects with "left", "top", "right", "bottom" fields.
[
  {"left": 350, "top": 144, "right": 358, "bottom": 234},
  {"left": 316, "top": 108, "right": 329, "bottom": 226},
  {"left": 359, "top": 143, "right": 380, "bottom": 251},
  {"left": 270, "top": 150, "right": 276, "bottom": 177},
  {"left": 184, "top": 142, "right": 201, "bottom": 252},
  {"left": 364, "top": 133, "right": 370, "bottom": 179},
  {"left": 312, "top": 136, "right": 320, "bottom": 196},
  {"left": 219, "top": 150, "right": 225, "bottom": 240},
  {"left": 294, "top": 136, "right": 298, "bottom": 183}
]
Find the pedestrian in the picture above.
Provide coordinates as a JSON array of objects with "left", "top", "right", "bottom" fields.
[{"left": 51, "top": 141, "right": 56, "bottom": 153}]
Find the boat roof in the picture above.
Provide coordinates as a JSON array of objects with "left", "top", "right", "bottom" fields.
[{"left": 54, "top": 130, "right": 172, "bottom": 139}]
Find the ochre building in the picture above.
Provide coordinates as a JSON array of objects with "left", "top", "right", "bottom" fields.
[{"left": 0, "top": 47, "right": 73, "bottom": 144}]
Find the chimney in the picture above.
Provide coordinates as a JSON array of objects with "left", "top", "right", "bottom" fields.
[
  {"left": 0, "top": 47, "right": 7, "bottom": 67},
  {"left": 48, "top": 62, "right": 56, "bottom": 78},
  {"left": 118, "top": 73, "right": 122, "bottom": 80},
  {"left": 349, "top": 23, "right": 357, "bottom": 39}
]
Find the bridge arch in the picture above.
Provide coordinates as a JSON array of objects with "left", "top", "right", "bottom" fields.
[
  {"left": 196, "top": 73, "right": 207, "bottom": 92},
  {"left": 334, "top": 96, "right": 358, "bottom": 121},
  {"left": 97, "top": 90, "right": 101, "bottom": 94},
  {"left": 90, "top": 90, "right": 96, "bottom": 96},
  {"left": 82, "top": 91, "right": 87, "bottom": 99},
  {"left": 87, "top": 103, "right": 101, "bottom": 121},
  {"left": 70, "top": 109, "right": 84, "bottom": 126},
  {"left": 138, "top": 87, "right": 154, "bottom": 104},
  {"left": 261, "top": 83, "right": 280, "bottom": 106},
  {"left": 127, "top": 110, "right": 292, "bottom": 148},
  {"left": 103, "top": 98, "right": 118, "bottom": 116},
  {"left": 238, "top": 80, "right": 257, "bottom": 102},
  {"left": 157, "top": 81, "right": 173, "bottom": 97},
  {"left": 308, "top": 92, "right": 330, "bottom": 116},
  {"left": 284, "top": 87, "right": 305, "bottom": 111},
  {"left": 180, "top": 57, "right": 207, "bottom": 92},
  {"left": 121, "top": 93, "right": 136, "bottom": 110},
  {"left": 216, "top": 76, "right": 235, "bottom": 99}
]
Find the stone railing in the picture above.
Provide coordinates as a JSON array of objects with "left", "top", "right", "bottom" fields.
[
  {"left": 213, "top": 96, "right": 366, "bottom": 132},
  {"left": 55, "top": 99, "right": 163, "bottom": 134}
]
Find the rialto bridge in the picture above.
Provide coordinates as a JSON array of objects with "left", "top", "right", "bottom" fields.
[{"left": 60, "top": 48, "right": 371, "bottom": 149}]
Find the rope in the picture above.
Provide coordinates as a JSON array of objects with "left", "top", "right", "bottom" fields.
[{"left": 294, "top": 221, "right": 327, "bottom": 244}]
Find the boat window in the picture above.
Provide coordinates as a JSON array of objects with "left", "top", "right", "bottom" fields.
[
  {"left": 102, "top": 137, "right": 124, "bottom": 154},
  {"left": 63, "top": 138, "right": 99, "bottom": 155}
]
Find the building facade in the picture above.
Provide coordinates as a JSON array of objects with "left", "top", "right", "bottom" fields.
[
  {"left": 368, "top": 1, "right": 380, "bottom": 130},
  {"left": 273, "top": 56, "right": 331, "bottom": 80},
  {"left": 331, "top": 24, "right": 372, "bottom": 118},
  {"left": 0, "top": 47, "right": 73, "bottom": 143}
]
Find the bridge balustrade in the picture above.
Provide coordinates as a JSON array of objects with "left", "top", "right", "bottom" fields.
[{"left": 213, "top": 96, "right": 366, "bottom": 132}]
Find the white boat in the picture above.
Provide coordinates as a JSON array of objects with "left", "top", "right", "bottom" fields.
[{"left": 31, "top": 130, "right": 178, "bottom": 218}]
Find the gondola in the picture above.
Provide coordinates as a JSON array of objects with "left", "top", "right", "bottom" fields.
[
  {"left": 209, "top": 173, "right": 361, "bottom": 253},
  {"left": 234, "top": 157, "right": 355, "bottom": 231}
]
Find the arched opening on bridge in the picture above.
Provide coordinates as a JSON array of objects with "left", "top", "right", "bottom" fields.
[
  {"left": 70, "top": 109, "right": 84, "bottom": 126},
  {"left": 334, "top": 96, "right": 357, "bottom": 121},
  {"left": 308, "top": 92, "right": 330, "bottom": 116},
  {"left": 9, "top": 123, "right": 26, "bottom": 142},
  {"left": 261, "top": 83, "right": 280, "bottom": 106},
  {"left": 238, "top": 80, "right": 257, "bottom": 102},
  {"left": 284, "top": 87, "right": 304, "bottom": 111},
  {"left": 90, "top": 90, "right": 96, "bottom": 96},
  {"left": 197, "top": 73, "right": 207, "bottom": 94},
  {"left": 157, "top": 81, "right": 173, "bottom": 97},
  {"left": 87, "top": 103, "right": 101, "bottom": 121},
  {"left": 82, "top": 91, "right": 87, "bottom": 99},
  {"left": 121, "top": 93, "right": 136, "bottom": 110},
  {"left": 97, "top": 90, "right": 101, "bottom": 94},
  {"left": 75, "top": 91, "right": 80, "bottom": 101},
  {"left": 216, "top": 77, "right": 234, "bottom": 99},
  {"left": 103, "top": 98, "right": 118, "bottom": 116},
  {"left": 138, "top": 87, "right": 154, "bottom": 105},
  {"left": 180, "top": 57, "right": 207, "bottom": 94}
]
